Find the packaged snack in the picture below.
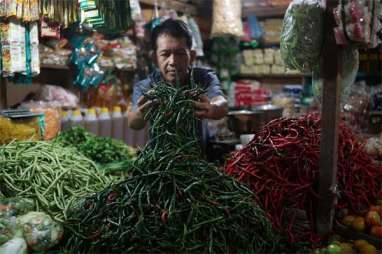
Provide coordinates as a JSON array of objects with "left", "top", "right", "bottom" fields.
[
  {"left": 211, "top": 0, "right": 244, "bottom": 37},
  {"left": 0, "top": 110, "right": 43, "bottom": 145}
]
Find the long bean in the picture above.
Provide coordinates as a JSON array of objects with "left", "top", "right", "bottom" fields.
[{"left": 0, "top": 140, "right": 115, "bottom": 222}]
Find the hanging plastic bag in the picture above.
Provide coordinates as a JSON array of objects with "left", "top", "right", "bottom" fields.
[
  {"left": 211, "top": 0, "right": 244, "bottom": 38},
  {"left": 0, "top": 236, "right": 27, "bottom": 254},
  {"left": 339, "top": 46, "right": 359, "bottom": 102},
  {"left": 280, "top": 0, "right": 324, "bottom": 73},
  {"left": 17, "top": 212, "right": 63, "bottom": 252}
]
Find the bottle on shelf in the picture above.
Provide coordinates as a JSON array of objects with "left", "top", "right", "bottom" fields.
[
  {"left": 111, "top": 106, "right": 124, "bottom": 141},
  {"left": 84, "top": 108, "right": 99, "bottom": 136},
  {"left": 60, "top": 110, "right": 71, "bottom": 131},
  {"left": 123, "top": 110, "right": 134, "bottom": 146},
  {"left": 71, "top": 109, "right": 84, "bottom": 128},
  {"left": 98, "top": 107, "right": 112, "bottom": 137}
]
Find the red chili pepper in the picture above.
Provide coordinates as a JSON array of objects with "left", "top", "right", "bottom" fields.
[
  {"left": 161, "top": 210, "right": 169, "bottom": 224},
  {"left": 106, "top": 191, "right": 118, "bottom": 204},
  {"left": 88, "top": 230, "right": 101, "bottom": 240},
  {"left": 224, "top": 113, "right": 382, "bottom": 247}
]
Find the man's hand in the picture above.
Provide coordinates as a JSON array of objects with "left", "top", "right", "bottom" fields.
[
  {"left": 194, "top": 95, "right": 228, "bottom": 120},
  {"left": 136, "top": 96, "right": 155, "bottom": 119},
  {"left": 127, "top": 96, "right": 156, "bottom": 130}
]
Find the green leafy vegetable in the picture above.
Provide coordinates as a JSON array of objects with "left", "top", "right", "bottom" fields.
[{"left": 55, "top": 127, "right": 136, "bottom": 165}]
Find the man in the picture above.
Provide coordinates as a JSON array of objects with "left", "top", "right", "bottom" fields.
[{"left": 128, "top": 19, "right": 228, "bottom": 145}]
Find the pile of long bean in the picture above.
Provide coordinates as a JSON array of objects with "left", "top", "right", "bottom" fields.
[
  {"left": 64, "top": 81, "right": 284, "bottom": 253},
  {"left": 0, "top": 140, "right": 115, "bottom": 222}
]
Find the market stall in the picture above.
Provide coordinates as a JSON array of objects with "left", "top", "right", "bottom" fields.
[{"left": 0, "top": 0, "right": 381, "bottom": 253}]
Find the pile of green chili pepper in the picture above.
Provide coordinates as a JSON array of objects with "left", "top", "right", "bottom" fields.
[
  {"left": 55, "top": 126, "right": 136, "bottom": 166},
  {"left": 63, "top": 81, "right": 284, "bottom": 253},
  {"left": 0, "top": 140, "right": 115, "bottom": 222}
]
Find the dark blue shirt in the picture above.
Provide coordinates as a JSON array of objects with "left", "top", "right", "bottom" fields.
[{"left": 131, "top": 67, "right": 224, "bottom": 111}]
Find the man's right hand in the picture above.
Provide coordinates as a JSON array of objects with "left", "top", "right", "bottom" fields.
[
  {"left": 127, "top": 96, "right": 156, "bottom": 130},
  {"left": 136, "top": 96, "right": 155, "bottom": 119}
]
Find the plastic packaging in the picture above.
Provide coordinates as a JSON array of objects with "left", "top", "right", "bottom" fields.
[
  {"left": 0, "top": 236, "right": 27, "bottom": 254},
  {"left": 0, "top": 198, "right": 35, "bottom": 218},
  {"left": 333, "top": 0, "right": 381, "bottom": 48},
  {"left": 84, "top": 108, "right": 99, "bottom": 136},
  {"left": 17, "top": 212, "right": 63, "bottom": 252},
  {"left": 342, "top": 81, "right": 370, "bottom": 132},
  {"left": 339, "top": 46, "right": 359, "bottom": 102},
  {"left": 29, "top": 107, "right": 61, "bottom": 140},
  {"left": 280, "top": 0, "right": 324, "bottom": 72},
  {"left": 0, "top": 216, "right": 17, "bottom": 246},
  {"left": 35, "top": 85, "right": 79, "bottom": 108},
  {"left": 70, "top": 109, "right": 84, "bottom": 128},
  {"left": 98, "top": 107, "right": 111, "bottom": 137},
  {"left": 0, "top": 113, "right": 42, "bottom": 145},
  {"left": 211, "top": 0, "right": 244, "bottom": 37},
  {"left": 111, "top": 106, "right": 124, "bottom": 141}
]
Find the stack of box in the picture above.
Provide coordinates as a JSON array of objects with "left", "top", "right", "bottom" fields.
[
  {"left": 234, "top": 80, "right": 272, "bottom": 107},
  {"left": 240, "top": 48, "right": 301, "bottom": 76}
]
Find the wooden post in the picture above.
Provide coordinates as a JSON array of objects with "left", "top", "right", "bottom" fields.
[
  {"left": 0, "top": 78, "right": 7, "bottom": 109},
  {"left": 315, "top": 0, "right": 341, "bottom": 234}
]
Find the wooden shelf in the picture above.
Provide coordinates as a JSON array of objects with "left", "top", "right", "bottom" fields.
[
  {"left": 242, "top": 5, "right": 288, "bottom": 18},
  {"left": 236, "top": 73, "right": 305, "bottom": 79},
  {"left": 139, "top": 0, "right": 197, "bottom": 15},
  {"left": 41, "top": 64, "right": 70, "bottom": 70}
]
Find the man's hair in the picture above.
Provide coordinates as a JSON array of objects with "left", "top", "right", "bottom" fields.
[{"left": 150, "top": 19, "right": 192, "bottom": 51}]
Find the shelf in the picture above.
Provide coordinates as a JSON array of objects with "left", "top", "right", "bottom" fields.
[
  {"left": 242, "top": 5, "right": 288, "bottom": 18},
  {"left": 236, "top": 74, "right": 306, "bottom": 79},
  {"left": 139, "top": 0, "right": 197, "bottom": 15},
  {"left": 41, "top": 64, "right": 70, "bottom": 70}
]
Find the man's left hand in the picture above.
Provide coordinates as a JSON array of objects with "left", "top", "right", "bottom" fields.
[{"left": 193, "top": 95, "right": 228, "bottom": 120}]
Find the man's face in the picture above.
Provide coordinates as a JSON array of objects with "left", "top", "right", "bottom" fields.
[{"left": 155, "top": 34, "right": 195, "bottom": 85}]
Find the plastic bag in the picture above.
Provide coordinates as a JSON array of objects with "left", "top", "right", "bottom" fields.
[
  {"left": 280, "top": 0, "right": 324, "bottom": 72},
  {"left": 0, "top": 198, "right": 35, "bottom": 218},
  {"left": 340, "top": 46, "right": 359, "bottom": 101},
  {"left": 0, "top": 198, "right": 34, "bottom": 246},
  {"left": 0, "top": 236, "right": 27, "bottom": 254},
  {"left": 29, "top": 107, "right": 61, "bottom": 140},
  {"left": 211, "top": 0, "right": 244, "bottom": 38},
  {"left": 0, "top": 115, "right": 42, "bottom": 145},
  {"left": 342, "top": 81, "right": 370, "bottom": 132},
  {"left": 17, "top": 212, "right": 63, "bottom": 252},
  {"left": 0, "top": 217, "right": 17, "bottom": 245},
  {"left": 36, "top": 85, "right": 79, "bottom": 108}
]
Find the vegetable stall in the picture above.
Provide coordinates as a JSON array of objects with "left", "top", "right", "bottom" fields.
[{"left": 0, "top": 0, "right": 381, "bottom": 253}]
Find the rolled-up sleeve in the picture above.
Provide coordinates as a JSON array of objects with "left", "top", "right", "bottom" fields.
[
  {"left": 131, "top": 79, "right": 151, "bottom": 111},
  {"left": 195, "top": 69, "right": 224, "bottom": 99}
]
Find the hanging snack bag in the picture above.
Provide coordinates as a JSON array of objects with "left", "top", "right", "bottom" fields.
[
  {"left": 280, "top": 0, "right": 324, "bottom": 73},
  {"left": 0, "top": 109, "right": 43, "bottom": 145},
  {"left": 211, "top": 0, "right": 244, "bottom": 38}
]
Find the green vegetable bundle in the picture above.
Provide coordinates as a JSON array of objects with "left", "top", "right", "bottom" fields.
[
  {"left": 55, "top": 127, "right": 136, "bottom": 165},
  {"left": 0, "top": 141, "right": 115, "bottom": 222},
  {"left": 280, "top": 0, "right": 324, "bottom": 72},
  {"left": 64, "top": 81, "right": 283, "bottom": 253}
]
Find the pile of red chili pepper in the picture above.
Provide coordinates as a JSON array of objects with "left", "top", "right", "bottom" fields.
[{"left": 225, "top": 113, "right": 382, "bottom": 247}]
